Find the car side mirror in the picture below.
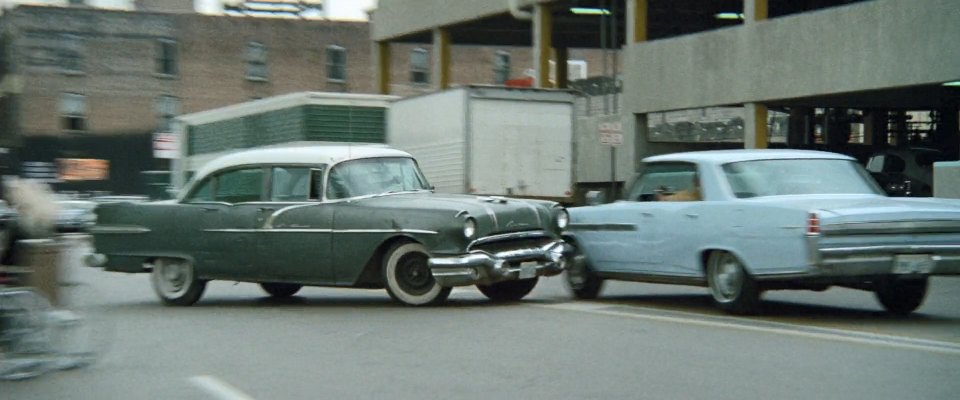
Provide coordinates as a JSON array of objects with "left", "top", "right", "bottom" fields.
[{"left": 585, "top": 191, "right": 605, "bottom": 206}]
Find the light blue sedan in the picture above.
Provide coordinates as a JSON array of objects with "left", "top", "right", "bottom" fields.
[{"left": 565, "top": 149, "right": 960, "bottom": 315}]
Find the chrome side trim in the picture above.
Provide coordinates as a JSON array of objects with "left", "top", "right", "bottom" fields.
[
  {"left": 263, "top": 202, "right": 323, "bottom": 229},
  {"left": 90, "top": 225, "right": 152, "bottom": 234},
  {"left": 567, "top": 223, "right": 638, "bottom": 232},
  {"left": 204, "top": 228, "right": 437, "bottom": 234}
]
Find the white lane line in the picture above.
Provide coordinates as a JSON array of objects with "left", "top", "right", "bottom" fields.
[
  {"left": 531, "top": 302, "right": 960, "bottom": 356},
  {"left": 189, "top": 375, "right": 257, "bottom": 400}
]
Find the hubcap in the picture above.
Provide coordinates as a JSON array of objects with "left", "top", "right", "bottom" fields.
[
  {"left": 711, "top": 255, "right": 743, "bottom": 302},
  {"left": 156, "top": 260, "right": 190, "bottom": 296},
  {"left": 396, "top": 253, "right": 433, "bottom": 295}
]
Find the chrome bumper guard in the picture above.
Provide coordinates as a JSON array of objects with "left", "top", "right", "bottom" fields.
[{"left": 428, "top": 240, "right": 573, "bottom": 287}]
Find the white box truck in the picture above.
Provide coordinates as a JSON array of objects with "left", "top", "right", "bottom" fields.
[{"left": 388, "top": 85, "right": 576, "bottom": 203}]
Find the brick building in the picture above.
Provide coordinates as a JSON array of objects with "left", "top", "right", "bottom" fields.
[{"left": 0, "top": 5, "right": 608, "bottom": 195}]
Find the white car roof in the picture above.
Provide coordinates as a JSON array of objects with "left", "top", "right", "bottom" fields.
[
  {"left": 189, "top": 144, "right": 413, "bottom": 189},
  {"left": 643, "top": 149, "right": 855, "bottom": 165}
]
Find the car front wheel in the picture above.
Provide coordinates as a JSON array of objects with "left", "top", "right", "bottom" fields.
[
  {"left": 874, "top": 277, "right": 928, "bottom": 316},
  {"left": 706, "top": 251, "right": 761, "bottom": 315},
  {"left": 151, "top": 258, "right": 207, "bottom": 306},
  {"left": 260, "top": 283, "right": 302, "bottom": 298},
  {"left": 477, "top": 277, "right": 539, "bottom": 302},
  {"left": 383, "top": 242, "right": 451, "bottom": 306}
]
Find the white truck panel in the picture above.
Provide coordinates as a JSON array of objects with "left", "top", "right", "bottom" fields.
[
  {"left": 469, "top": 99, "right": 573, "bottom": 198},
  {"left": 387, "top": 89, "right": 467, "bottom": 193}
]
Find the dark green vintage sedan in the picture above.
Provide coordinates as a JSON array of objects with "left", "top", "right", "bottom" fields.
[{"left": 86, "top": 145, "right": 572, "bottom": 306}]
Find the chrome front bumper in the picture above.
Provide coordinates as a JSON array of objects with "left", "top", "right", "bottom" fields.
[{"left": 428, "top": 240, "right": 573, "bottom": 287}]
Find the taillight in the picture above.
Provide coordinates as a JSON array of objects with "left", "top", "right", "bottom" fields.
[{"left": 807, "top": 212, "right": 821, "bottom": 235}]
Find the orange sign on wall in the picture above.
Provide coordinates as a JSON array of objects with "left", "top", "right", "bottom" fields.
[{"left": 57, "top": 158, "right": 110, "bottom": 181}]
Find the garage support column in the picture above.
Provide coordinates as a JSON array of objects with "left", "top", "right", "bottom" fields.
[
  {"left": 788, "top": 107, "right": 813, "bottom": 147},
  {"left": 744, "top": 0, "right": 768, "bottom": 23},
  {"left": 375, "top": 41, "right": 391, "bottom": 95},
  {"left": 627, "top": 0, "right": 648, "bottom": 43},
  {"left": 744, "top": 103, "right": 769, "bottom": 149},
  {"left": 555, "top": 47, "right": 569, "bottom": 88},
  {"left": 533, "top": 3, "right": 552, "bottom": 88},
  {"left": 432, "top": 28, "right": 451, "bottom": 90}
]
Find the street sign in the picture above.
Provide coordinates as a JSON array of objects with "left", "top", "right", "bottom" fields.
[{"left": 598, "top": 121, "right": 623, "bottom": 146}]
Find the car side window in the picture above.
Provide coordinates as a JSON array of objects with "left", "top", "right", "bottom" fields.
[
  {"left": 215, "top": 167, "right": 264, "bottom": 203},
  {"left": 186, "top": 178, "right": 215, "bottom": 202},
  {"left": 271, "top": 167, "right": 310, "bottom": 202},
  {"left": 626, "top": 162, "right": 700, "bottom": 202}
]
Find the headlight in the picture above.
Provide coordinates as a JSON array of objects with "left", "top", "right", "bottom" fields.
[
  {"left": 556, "top": 208, "right": 569, "bottom": 229},
  {"left": 463, "top": 217, "right": 477, "bottom": 238}
]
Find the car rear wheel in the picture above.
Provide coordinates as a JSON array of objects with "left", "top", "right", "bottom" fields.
[
  {"left": 565, "top": 252, "right": 603, "bottom": 299},
  {"left": 706, "top": 251, "right": 761, "bottom": 315},
  {"left": 874, "top": 277, "right": 928, "bottom": 316},
  {"left": 259, "top": 283, "right": 302, "bottom": 298},
  {"left": 150, "top": 258, "right": 207, "bottom": 306},
  {"left": 383, "top": 242, "right": 451, "bottom": 306},
  {"left": 477, "top": 277, "right": 539, "bottom": 302}
]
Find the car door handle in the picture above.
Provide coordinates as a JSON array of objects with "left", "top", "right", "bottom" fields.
[
  {"left": 684, "top": 213, "right": 699, "bottom": 219},
  {"left": 201, "top": 207, "right": 219, "bottom": 212},
  {"left": 641, "top": 212, "right": 654, "bottom": 217},
  {"left": 258, "top": 207, "right": 275, "bottom": 212}
]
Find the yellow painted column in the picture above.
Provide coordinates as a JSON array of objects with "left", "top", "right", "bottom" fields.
[
  {"left": 375, "top": 41, "right": 391, "bottom": 94},
  {"left": 432, "top": 28, "right": 451, "bottom": 90},
  {"left": 744, "top": 0, "right": 768, "bottom": 23},
  {"left": 744, "top": 103, "right": 769, "bottom": 149},
  {"left": 627, "top": 0, "right": 648, "bottom": 43},
  {"left": 533, "top": 4, "right": 552, "bottom": 88}
]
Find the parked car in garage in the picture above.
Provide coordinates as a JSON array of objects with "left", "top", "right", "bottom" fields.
[
  {"left": 55, "top": 199, "right": 98, "bottom": 233},
  {"left": 86, "top": 145, "right": 572, "bottom": 306},
  {"left": 564, "top": 149, "right": 960, "bottom": 315},
  {"left": 864, "top": 147, "right": 947, "bottom": 197}
]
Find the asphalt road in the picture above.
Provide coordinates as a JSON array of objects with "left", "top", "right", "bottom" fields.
[{"left": 3, "top": 236, "right": 959, "bottom": 399}]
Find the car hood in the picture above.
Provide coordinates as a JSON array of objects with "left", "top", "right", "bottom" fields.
[
  {"left": 752, "top": 194, "right": 960, "bottom": 225},
  {"left": 353, "top": 192, "right": 551, "bottom": 234}
]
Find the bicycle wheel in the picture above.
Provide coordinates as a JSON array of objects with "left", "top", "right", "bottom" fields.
[{"left": 0, "top": 287, "right": 55, "bottom": 380}]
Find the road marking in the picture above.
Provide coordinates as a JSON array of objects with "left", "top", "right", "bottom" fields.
[
  {"left": 531, "top": 302, "right": 960, "bottom": 356},
  {"left": 190, "top": 375, "right": 257, "bottom": 400}
]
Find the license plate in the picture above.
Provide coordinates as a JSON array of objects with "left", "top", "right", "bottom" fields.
[
  {"left": 519, "top": 262, "right": 538, "bottom": 279},
  {"left": 893, "top": 254, "right": 934, "bottom": 274}
]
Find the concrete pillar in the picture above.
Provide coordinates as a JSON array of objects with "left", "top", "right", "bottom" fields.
[
  {"left": 744, "top": 0, "right": 768, "bottom": 24},
  {"left": 533, "top": 4, "right": 552, "bottom": 88},
  {"left": 936, "top": 106, "right": 960, "bottom": 157},
  {"left": 432, "top": 28, "right": 451, "bottom": 90},
  {"left": 788, "top": 107, "right": 813, "bottom": 147},
  {"left": 555, "top": 47, "right": 569, "bottom": 89},
  {"left": 627, "top": 0, "right": 648, "bottom": 43},
  {"left": 17, "top": 239, "right": 63, "bottom": 306},
  {"left": 862, "top": 109, "right": 886, "bottom": 146},
  {"left": 374, "top": 41, "right": 391, "bottom": 94},
  {"left": 744, "top": 103, "right": 769, "bottom": 149}
]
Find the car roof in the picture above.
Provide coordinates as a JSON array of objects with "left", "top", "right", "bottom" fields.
[
  {"left": 643, "top": 149, "right": 855, "bottom": 164},
  {"left": 189, "top": 144, "right": 413, "bottom": 187}
]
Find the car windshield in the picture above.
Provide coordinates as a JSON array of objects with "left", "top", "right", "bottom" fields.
[
  {"left": 326, "top": 157, "right": 431, "bottom": 199},
  {"left": 722, "top": 158, "right": 884, "bottom": 198}
]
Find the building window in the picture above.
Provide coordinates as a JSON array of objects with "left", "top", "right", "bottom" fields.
[
  {"left": 155, "top": 95, "right": 180, "bottom": 133},
  {"left": 326, "top": 45, "right": 346, "bottom": 82},
  {"left": 59, "top": 93, "right": 87, "bottom": 132},
  {"left": 493, "top": 51, "right": 511, "bottom": 84},
  {"left": 61, "top": 34, "right": 83, "bottom": 74},
  {"left": 410, "top": 48, "right": 428, "bottom": 84},
  {"left": 156, "top": 39, "right": 178, "bottom": 76},
  {"left": 246, "top": 41, "right": 268, "bottom": 80}
]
